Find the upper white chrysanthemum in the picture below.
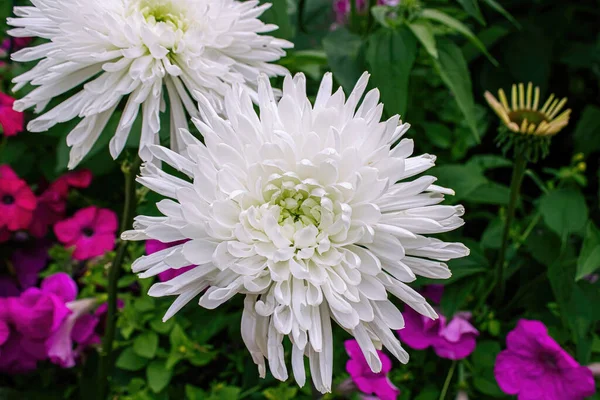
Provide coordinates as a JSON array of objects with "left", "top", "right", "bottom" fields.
[
  {"left": 8, "top": 0, "right": 292, "bottom": 168},
  {"left": 122, "top": 72, "right": 469, "bottom": 392}
]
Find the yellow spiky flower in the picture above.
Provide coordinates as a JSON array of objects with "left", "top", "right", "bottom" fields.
[{"left": 485, "top": 82, "right": 571, "bottom": 137}]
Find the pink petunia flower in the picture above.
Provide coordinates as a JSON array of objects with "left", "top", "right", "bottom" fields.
[
  {"left": 0, "top": 165, "right": 36, "bottom": 233},
  {"left": 1, "top": 38, "right": 33, "bottom": 53},
  {"left": 0, "top": 93, "right": 24, "bottom": 137},
  {"left": 397, "top": 286, "right": 478, "bottom": 360},
  {"left": 46, "top": 298, "right": 98, "bottom": 368},
  {"left": 145, "top": 239, "right": 195, "bottom": 282},
  {"left": 29, "top": 169, "right": 92, "bottom": 238},
  {"left": 345, "top": 339, "right": 400, "bottom": 400},
  {"left": 494, "top": 319, "right": 596, "bottom": 400},
  {"left": 54, "top": 206, "right": 117, "bottom": 260}
]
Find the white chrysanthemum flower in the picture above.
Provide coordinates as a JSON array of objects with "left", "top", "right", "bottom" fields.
[
  {"left": 7, "top": 0, "right": 292, "bottom": 168},
  {"left": 122, "top": 72, "right": 469, "bottom": 392}
]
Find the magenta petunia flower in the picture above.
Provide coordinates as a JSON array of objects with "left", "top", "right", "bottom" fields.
[
  {"left": 397, "top": 285, "right": 478, "bottom": 360},
  {"left": 145, "top": 239, "right": 194, "bottom": 282},
  {"left": 29, "top": 169, "right": 92, "bottom": 238},
  {"left": 494, "top": 319, "right": 596, "bottom": 400},
  {"left": 345, "top": 339, "right": 400, "bottom": 400},
  {"left": 0, "top": 331, "right": 47, "bottom": 374},
  {"left": 0, "top": 165, "right": 36, "bottom": 232},
  {"left": 0, "top": 273, "right": 101, "bottom": 372},
  {"left": 0, "top": 93, "right": 24, "bottom": 137},
  {"left": 11, "top": 240, "right": 50, "bottom": 290},
  {"left": 1, "top": 37, "right": 33, "bottom": 53},
  {"left": 54, "top": 206, "right": 117, "bottom": 260},
  {"left": 46, "top": 298, "right": 98, "bottom": 368},
  {"left": 7, "top": 273, "right": 75, "bottom": 340}
]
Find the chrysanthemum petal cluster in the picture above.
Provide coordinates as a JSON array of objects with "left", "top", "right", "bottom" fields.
[
  {"left": 484, "top": 82, "right": 570, "bottom": 136},
  {"left": 122, "top": 72, "right": 469, "bottom": 392},
  {"left": 8, "top": 0, "right": 292, "bottom": 168}
]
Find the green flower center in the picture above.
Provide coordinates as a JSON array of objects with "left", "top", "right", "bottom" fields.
[
  {"left": 135, "top": 0, "right": 187, "bottom": 30},
  {"left": 274, "top": 189, "right": 322, "bottom": 227}
]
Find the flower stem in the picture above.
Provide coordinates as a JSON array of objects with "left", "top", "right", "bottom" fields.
[
  {"left": 439, "top": 360, "right": 457, "bottom": 400},
  {"left": 494, "top": 151, "right": 527, "bottom": 306},
  {"left": 97, "top": 157, "right": 141, "bottom": 400},
  {"left": 297, "top": 0, "right": 306, "bottom": 33}
]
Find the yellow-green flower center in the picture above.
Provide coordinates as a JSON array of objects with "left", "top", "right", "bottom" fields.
[
  {"left": 134, "top": 0, "right": 187, "bottom": 30},
  {"left": 275, "top": 189, "right": 321, "bottom": 227}
]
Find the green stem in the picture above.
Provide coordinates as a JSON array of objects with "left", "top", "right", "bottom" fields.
[
  {"left": 349, "top": 0, "right": 358, "bottom": 32},
  {"left": 297, "top": 0, "right": 306, "bottom": 33},
  {"left": 514, "top": 213, "right": 542, "bottom": 252},
  {"left": 494, "top": 151, "right": 527, "bottom": 306},
  {"left": 439, "top": 360, "right": 457, "bottom": 400},
  {"left": 97, "top": 157, "right": 141, "bottom": 400}
]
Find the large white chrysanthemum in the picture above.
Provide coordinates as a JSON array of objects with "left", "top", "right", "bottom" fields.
[
  {"left": 122, "top": 72, "right": 469, "bottom": 392},
  {"left": 8, "top": 0, "right": 292, "bottom": 168}
]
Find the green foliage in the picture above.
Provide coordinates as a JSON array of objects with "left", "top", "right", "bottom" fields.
[{"left": 366, "top": 27, "right": 417, "bottom": 117}]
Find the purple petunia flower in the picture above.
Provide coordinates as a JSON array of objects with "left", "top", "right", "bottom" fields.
[
  {"left": 494, "top": 319, "right": 596, "bottom": 400},
  {"left": 397, "top": 285, "right": 478, "bottom": 360},
  {"left": 145, "top": 239, "right": 195, "bottom": 282},
  {"left": 0, "top": 273, "right": 99, "bottom": 373},
  {"left": 345, "top": 339, "right": 400, "bottom": 400}
]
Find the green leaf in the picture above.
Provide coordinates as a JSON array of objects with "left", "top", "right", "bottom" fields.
[
  {"left": 208, "top": 385, "right": 242, "bottom": 400},
  {"left": 420, "top": 9, "right": 498, "bottom": 66},
  {"left": 185, "top": 385, "right": 207, "bottom": 400},
  {"left": 433, "top": 164, "right": 487, "bottom": 201},
  {"left": 464, "top": 182, "right": 509, "bottom": 205},
  {"left": 574, "top": 105, "right": 600, "bottom": 155},
  {"left": 482, "top": 218, "right": 503, "bottom": 249},
  {"left": 456, "top": 0, "right": 486, "bottom": 25},
  {"left": 134, "top": 296, "right": 155, "bottom": 312},
  {"left": 150, "top": 316, "right": 176, "bottom": 335},
  {"left": 539, "top": 189, "right": 589, "bottom": 239},
  {"left": 576, "top": 223, "right": 600, "bottom": 281},
  {"left": 133, "top": 331, "right": 159, "bottom": 359},
  {"left": 323, "top": 28, "right": 366, "bottom": 92},
  {"left": 440, "top": 278, "right": 477, "bottom": 317},
  {"left": 434, "top": 38, "right": 480, "bottom": 142},
  {"left": 116, "top": 347, "right": 149, "bottom": 371},
  {"left": 467, "top": 155, "right": 512, "bottom": 170},
  {"left": 146, "top": 360, "right": 173, "bottom": 393},
  {"left": 259, "top": 0, "right": 293, "bottom": 40},
  {"left": 407, "top": 21, "right": 438, "bottom": 59},
  {"left": 422, "top": 122, "right": 451, "bottom": 148},
  {"left": 366, "top": 27, "right": 417, "bottom": 117},
  {"left": 263, "top": 385, "right": 298, "bottom": 400},
  {"left": 471, "top": 341, "right": 504, "bottom": 397},
  {"left": 481, "top": 0, "right": 521, "bottom": 29},
  {"left": 461, "top": 25, "right": 510, "bottom": 64},
  {"left": 472, "top": 340, "right": 500, "bottom": 367},
  {"left": 169, "top": 324, "right": 191, "bottom": 348}
]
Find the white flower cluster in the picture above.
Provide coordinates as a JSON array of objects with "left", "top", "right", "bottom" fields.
[
  {"left": 8, "top": 0, "right": 291, "bottom": 167},
  {"left": 9, "top": 0, "right": 468, "bottom": 393}
]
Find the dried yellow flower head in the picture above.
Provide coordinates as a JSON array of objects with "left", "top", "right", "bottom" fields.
[{"left": 485, "top": 82, "right": 571, "bottom": 137}]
